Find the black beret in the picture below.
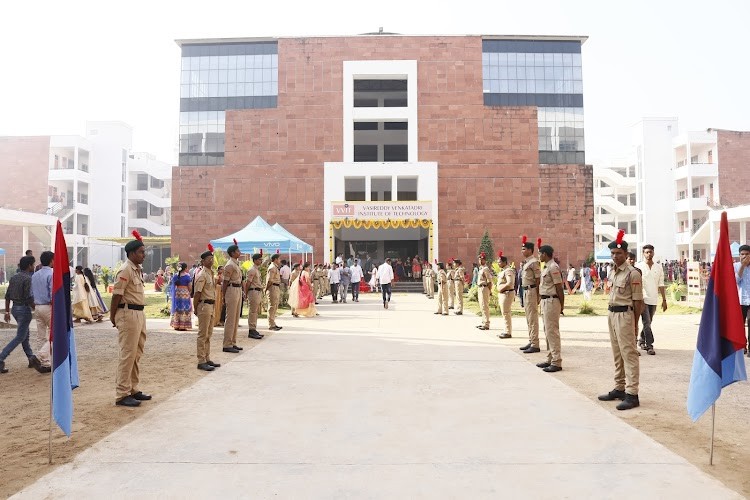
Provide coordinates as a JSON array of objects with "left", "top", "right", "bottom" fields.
[
  {"left": 251, "top": 253, "right": 262, "bottom": 260},
  {"left": 539, "top": 245, "right": 554, "bottom": 256},
  {"left": 227, "top": 245, "right": 239, "bottom": 254},
  {"left": 608, "top": 239, "right": 629, "bottom": 251},
  {"left": 200, "top": 250, "right": 213, "bottom": 260},
  {"left": 124, "top": 239, "right": 144, "bottom": 254},
  {"left": 522, "top": 242, "right": 535, "bottom": 250}
]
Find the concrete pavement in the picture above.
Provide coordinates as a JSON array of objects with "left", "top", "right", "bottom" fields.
[{"left": 13, "top": 292, "right": 741, "bottom": 499}]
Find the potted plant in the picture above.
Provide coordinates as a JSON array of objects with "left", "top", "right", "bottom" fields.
[{"left": 667, "top": 281, "right": 686, "bottom": 302}]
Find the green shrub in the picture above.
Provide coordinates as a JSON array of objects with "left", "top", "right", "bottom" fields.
[{"left": 578, "top": 301, "right": 595, "bottom": 315}]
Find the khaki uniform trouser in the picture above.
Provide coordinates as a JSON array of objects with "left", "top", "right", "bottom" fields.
[
  {"left": 478, "top": 286, "right": 490, "bottom": 327},
  {"left": 542, "top": 297, "right": 562, "bottom": 366},
  {"left": 223, "top": 287, "right": 242, "bottom": 348},
  {"left": 313, "top": 280, "right": 320, "bottom": 299},
  {"left": 437, "top": 284, "right": 448, "bottom": 313},
  {"left": 268, "top": 286, "right": 280, "bottom": 328},
  {"left": 34, "top": 304, "right": 52, "bottom": 367},
  {"left": 196, "top": 302, "right": 214, "bottom": 363},
  {"left": 455, "top": 282, "right": 464, "bottom": 312},
  {"left": 280, "top": 281, "right": 289, "bottom": 306},
  {"left": 609, "top": 311, "right": 640, "bottom": 395},
  {"left": 448, "top": 281, "right": 455, "bottom": 308},
  {"left": 426, "top": 277, "right": 434, "bottom": 298},
  {"left": 524, "top": 288, "right": 540, "bottom": 347},
  {"left": 423, "top": 276, "right": 427, "bottom": 293},
  {"left": 247, "top": 290, "right": 262, "bottom": 331},
  {"left": 115, "top": 309, "right": 147, "bottom": 400},
  {"left": 500, "top": 291, "right": 514, "bottom": 335}
]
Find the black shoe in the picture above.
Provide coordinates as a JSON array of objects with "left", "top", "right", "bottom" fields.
[
  {"left": 536, "top": 362, "right": 551, "bottom": 369},
  {"left": 616, "top": 394, "right": 640, "bottom": 410},
  {"left": 116, "top": 396, "right": 141, "bottom": 407},
  {"left": 248, "top": 332, "right": 263, "bottom": 340},
  {"left": 543, "top": 365, "right": 562, "bottom": 373},
  {"left": 223, "top": 347, "right": 240, "bottom": 353},
  {"left": 476, "top": 326, "right": 489, "bottom": 330},
  {"left": 0, "top": 361, "right": 7, "bottom": 374},
  {"left": 233, "top": 345, "right": 243, "bottom": 350},
  {"left": 523, "top": 347, "right": 541, "bottom": 353},
  {"left": 519, "top": 343, "right": 531, "bottom": 351},
  {"left": 29, "top": 355, "right": 42, "bottom": 371},
  {"left": 131, "top": 391, "right": 152, "bottom": 401},
  {"left": 448, "top": 306, "right": 454, "bottom": 309},
  {"left": 598, "top": 389, "right": 627, "bottom": 401},
  {"left": 271, "top": 326, "right": 282, "bottom": 331},
  {"left": 647, "top": 348, "right": 655, "bottom": 355},
  {"left": 197, "top": 363, "right": 215, "bottom": 371},
  {"left": 498, "top": 333, "right": 512, "bottom": 339},
  {"left": 207, "top": 360, "right": 221, "bottom": 367},
  {"left": 434, "top": 312, "right": 441, "bottom": 314},
  {"left": 454, "top": 312, "right": 462, "bottom": 315}
]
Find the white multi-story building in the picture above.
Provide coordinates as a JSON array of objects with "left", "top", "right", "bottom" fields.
[
  {"left": 128, "top": 152, "right": 171, "bottom": 237},
  {"left": 593, "top": 157, "right": 637, "bottom": 251}
]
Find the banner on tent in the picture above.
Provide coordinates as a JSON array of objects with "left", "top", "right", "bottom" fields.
[{"left": 331, "top": 201, "right": 432, "bottom": 220}]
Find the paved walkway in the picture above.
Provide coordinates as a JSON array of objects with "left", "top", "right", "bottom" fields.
[{"left": 14, "top": 293, "right": 740, "bottom": 499}]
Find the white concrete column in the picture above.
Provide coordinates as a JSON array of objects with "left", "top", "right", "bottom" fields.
[
  {"left": 709, "top": 221, "right": 716, "bottom": 260},
  {"left": 22, "top": 226, "right": 29, "bottom": 254},
  {"left": 392, "top": 175, "right": 398, "bottom": 200},
  {"left": 740, "top": 222, "right": 747, "bottom": 244},
  {"left": 365, "top": 176, "right": 372, "bottom": 201}
]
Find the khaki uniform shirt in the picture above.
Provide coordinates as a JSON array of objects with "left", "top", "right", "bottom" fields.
[
  {"left": 609, "top": 263, "right": 643, "bottom": 306},
  {"left": 447, "top": 268, "right": 454, "bottom": 281},
  {"left": 477, "top": 265, "right": 492, "bottom": 287},
  {"left": 455, "top": 266, "right": 465, "bottom": 282},
  {"left": 112, "top": 259, "right": 145, "bottom": 305},
  {"left": 193, "top": 266, "right": 216, "bottom": 301},
  {"left": 521, "top": 258, "right": 541, "bottom": 287},
  {"left": 266, "top": 263, "right": 281, "bottom": 287},
  {"left": 247, "top": 266, "right": 262, "bottom": 290},
  {"left": 540, "top": 261, "right": 563, "bottom": 296},
  {"left": 497, "top": 267, "right": 515, "bottom": 291},
  {"left": 224, "top": 258, "right": 242, "bottom": 285},
  {"left": 437, "top": 269, "right": 447, "bottom": 285},
  {"left": 424, "top": 268, "right": 432, "bottom": 278}
]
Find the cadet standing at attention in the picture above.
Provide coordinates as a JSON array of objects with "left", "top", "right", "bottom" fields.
[
  {"left": 244, "top": 253, "right": 264, "bottom": 339},
  {"left": 447, "top": 260, "right": 456, "bottom": 310},
  {"left": 598, "top": 230, "right": 643, "bottom": 411},
  {"left": 453, "top": 259, "right": 465, "bottom": 315},
  {"left": 110, "top": 231, "right": 151, "bottom": 408},
  {"left": 496, "top": 251, "right": 516, "bottom": 339},
  {"left": 535, "top": 244, "right": 564, "bottom": 373},
  {"left": 266, "top": 253, "right": 283, "bottom": 332},
  {"left": 434, "top": 262, "right": 449, "bottom": 315},
  {"left": 222, "top": 240, "right": 244, "bottom": 352},
  {"left": 519, "top": 236, "right": 541, "bottom": 353},
  {"left": 476, "top": 253, "right": 492, "bottom": 330},
  {"left": 424, "top": 264, "right": 435, "bottom": 299},
  {"left": 193, "top": 245, "right": 220, "bottom": 372}
]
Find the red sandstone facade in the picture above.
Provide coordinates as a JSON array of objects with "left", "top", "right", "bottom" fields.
[{"left": 172, "top": 36, "right": 594, "bottom": 266}]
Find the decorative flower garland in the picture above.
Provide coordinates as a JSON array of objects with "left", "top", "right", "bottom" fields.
[{"left": 329, "top": 219, "right": 431, "bottom": 230}]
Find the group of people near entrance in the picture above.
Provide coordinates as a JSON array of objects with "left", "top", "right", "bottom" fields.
[{"left": 421, "top": 231, "right": 678, "bottom": 411}]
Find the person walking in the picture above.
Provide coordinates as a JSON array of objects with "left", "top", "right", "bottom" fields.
[
  {"left": 244, "top": 253, "right": 265, "bottom": 340},
  {"left": 453, "top": 259, "right": 465, "bottom": 315},
  {"left": 598, "top": 230, "right": 643, "bottom": 411},
  {"left": 636, "top": 244, "right": 667, "bottom": 355},
  {"left": 193, "top": 246, "right": 220, "bottom": 371},
  {"left": 289, "top": 263, "right": 301, "bottom": 317},
  {"left": 350, "top": 258, "right": 363, "bottom": 302},
  {"left": 31, "top": 251, "right": 54, "bottom": 371},
  {"left": 496, "top": 252, "right": 515, "bottom": 339},
  {"left": 1, "top": 255, "right": 47, "bottom": 374},
  {"left": 222, "top": 243, "right": 244, "bottom": 348},
  {"left": 368, "top": 264, "right": 378, "bottom": 294},
  {"left": 329, "top": 263, "right": 341, "bottom": 303},
  {"left": 735, "top": 244, "right": 750, "bottom": 355},
  {"left": 279, "top": 259, "right": 291, "bottom": 306},
  {"left": 265, "top": 253, "right": 283, "bottom": 332},
  {"left": 535, "top": 245, "right": 564, "bottom": 372},
  {"left": 83, "top": 268, "right": 105, "bottom": 322},
  {"left": 294, "top": 263, "right": 318, "bottom": 317},
  {"left": 475, "top": 254, "right": 492, "bottom": 330},
  {"left": 519, "top": 236, "right": 541, "bottom": 353},
  {"left": 338, "top": 263, "right": 351, "bottom": 303},
  {"left": 110, "top": 232, "right": 151, "bottom": 407},
  {"left": 378, "top": 259, "right": 394, "bottom": 309},
  {"left": 434, "top": 262, "right": 449, "bottom": 316}
]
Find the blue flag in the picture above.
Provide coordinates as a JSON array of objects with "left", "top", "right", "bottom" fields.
[
  {"left": 687, "top": 212, "right": 747, "bottom": 421},
  {"left": 51, "top": 221, "right": 79, "bottom": 436}
]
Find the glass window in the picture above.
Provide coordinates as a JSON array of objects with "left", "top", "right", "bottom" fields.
[
  {"left": 370, "top": 177, "right": 392, "bottom": 201},
  {"left": 397, "top": 177, "right": 418, "bottom": 201},
  {"left": 345, "top": 177, "right": 366, "bottom": 201}
]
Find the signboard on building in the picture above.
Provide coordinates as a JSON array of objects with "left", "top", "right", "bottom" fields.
[{"left": 331, "top": 201, "right": 432, "bottom": 220}]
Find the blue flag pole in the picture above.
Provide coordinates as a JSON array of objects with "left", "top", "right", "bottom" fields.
[{"left": 48, "top": 337, "right": 53, "bottom": 464}]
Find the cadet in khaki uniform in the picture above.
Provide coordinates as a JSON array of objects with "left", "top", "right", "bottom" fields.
[
  {"left": 598, "top": 231, "right": 644, "bottom": 410},
  {"left": 453, "top": 259, "right": 465, "bottom": 315},
  {"left": 266, "top": 254, "right": 282, "bottom": 331},
  {"left": 193, "top": 246, "right": 220, "bottom": 372},
  {"left": 535, "top": 245, "right": 565, "bottom": 372},
  {"left": 244, "top": 253, "right": 264, "bottom": 338},
  {"left": 434, "top": 263, "right": 449, "bottom": 315},
  {"left": 422, "top": 263, "right": 429, "bottom": 294},
  {"left": 447, "top": 261, "right": 456, "bottom": 310},
  {"left": 496, "top": 252, "right": 516, "bottom": 339},
  {"left": 476, "top": 253, "right": 492, "bottom": 330},
  {"left": 110, "top": 232, "right": 151, "bottom": 407},
  {"left": 222, "top": 244, "right": 244, "bottom": 351},
  {"left": 519, "top": 236, "right": 542, "bottom": 353},
  {"left": 425, "top": 265, "right": 435, "bottom": 299}
]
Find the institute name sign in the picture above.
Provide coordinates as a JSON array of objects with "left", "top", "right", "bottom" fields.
[{"left": 331, "top": 201, "right": 432, "bottom": 220}]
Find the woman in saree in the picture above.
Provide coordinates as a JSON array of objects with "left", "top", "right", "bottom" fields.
[
  {"left": 72, "top": 266, "right": 94, "bottom": 323},
  {"left": 84, "top": 267, "right": 107, "bottom": 322},
  {"left": 288, "top": 263, "right": 301, "bottom": 317},
  {"left": 169, "top": 262, "right": 193, "bottom": 331},
  {"left": 154, "top": 268, "right": 165, "bottom": 292},
  {"left": 295, "top": 263, "right": 318, "bottom": 317}
]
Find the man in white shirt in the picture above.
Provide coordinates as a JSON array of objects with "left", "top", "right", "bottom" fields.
[
  {"left": 335, "top": 254, "right": 344, "bottom": 265},
  {"left": 350, "top": 259, "right": 364, "bottom": 302},
  {"left": 328, "top": 265, "right": 341, "bottom": 303},
  {"left": 635, "top": 244, "right": 667, "bottom": 355},
  {"left": 377, "top": 259, "right": 395, "bottom": 309}
]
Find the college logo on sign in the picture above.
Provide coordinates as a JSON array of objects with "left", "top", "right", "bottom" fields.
[{"left": 332, "top": 203, "right": 355, "bottom": 216}]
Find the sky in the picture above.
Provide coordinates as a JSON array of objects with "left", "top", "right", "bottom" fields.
[{"left": 1, "top": 0, "right": 748, "bottom": 166}]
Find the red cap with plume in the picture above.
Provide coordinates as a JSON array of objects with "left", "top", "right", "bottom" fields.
[
  {"left": 521, "top": 235, "right": 527, "bottom": 245},
  {"left": 537, "top": 238, "right": 542, "bottom": 249},
  {"left": 480, "top": 252, "right": 486, "bottom": 259},
  {"left": 616, "top": 229, "right": 625, "bottom": 246},
  {"left": 132, "top": 230, "right": 143, "bottom": 242},
  {"left": 233, "top": 238, "right": 238, "bottom": 246},
  {"left": 498, "top": 250, "right": 503, "bottom": 258},
  {"left": 207, "top": 243, "right": 214, "bottom": 252}
]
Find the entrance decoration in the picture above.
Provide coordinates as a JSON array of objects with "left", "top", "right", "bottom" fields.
[{"left": 329, "top": 219, "right": 434, "bottom": 263}]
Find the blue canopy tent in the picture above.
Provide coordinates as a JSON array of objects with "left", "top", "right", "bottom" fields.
[
  {"left": 271, "top": 223, "right": 313, "bottom": 253},
  {"left": 210, "top": 216, "right": 292, "bottom": 255}
]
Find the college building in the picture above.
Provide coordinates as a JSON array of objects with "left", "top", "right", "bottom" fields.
[{"left": 172, "top": 34, "right": 593, "bottom": 266}]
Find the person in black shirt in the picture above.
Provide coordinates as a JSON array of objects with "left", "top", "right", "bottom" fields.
[{"left": 1, "top": 256, "right": 47, "bottom": 374}]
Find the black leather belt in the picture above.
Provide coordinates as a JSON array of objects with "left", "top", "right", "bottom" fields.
[
  {"left": 229, "top": 283, "right": 242, "bottom": 287},
  {"left": 118, "top": 304, "right": 145, "bottom": 310},
  {"left": 200, "top": 300, "right": 215, "bottom": 304},
  {"left": 522, "top": 285, "right": 537, "bottom": 290},
  {"left": 248, "top": 287, "right": 262, "bottom": 291},
  {"left": 541, "top": 295, "right": 558, "bottom": 299},
  {"left": 272, "top": 283, "right": 280, "bottom": 286},
  {"left": 608, "top": 305, "right": 632, "bottom": 312},
  {"left": 501, "top": 290, "right": 513, "bottom": 294},
  {"left": 478, "top": 284, "right": 488, "bottom": 287}
]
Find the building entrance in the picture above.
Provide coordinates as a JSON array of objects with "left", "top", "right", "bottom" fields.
[{"left": 329, "top": 219, "right": 433, "bottom": 268}]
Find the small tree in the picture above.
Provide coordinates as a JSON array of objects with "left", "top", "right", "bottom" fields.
[{"left": 477, "top": 230, "right": 495, "bottom": 263}]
